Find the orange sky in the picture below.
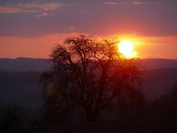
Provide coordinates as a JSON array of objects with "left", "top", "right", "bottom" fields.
[{"left": 0, "top": 34, "right": 177, "bottom": 59}]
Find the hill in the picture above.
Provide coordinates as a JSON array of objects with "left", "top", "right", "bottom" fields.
[
  {"left": 140, "top": 59, "right": 177, "bottom": 69},
  {"left": 0, "top": 57, "right": 50, "bottom": 72},
  {"left": 0, "top": 71, "right": 42, "bottom": 108},
  {"left": 0, "top": 58, "right": 177, "bottom": 107},
  {"left": 1, "top": 58, "right": 177, "bottom": 72}
]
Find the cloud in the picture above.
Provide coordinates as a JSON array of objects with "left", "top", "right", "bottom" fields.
[
  {"left": 0, "top": 6, "right": 22, "bottom": 13},
  {"left": 44, "top": 32, "right": 91, "bottom": 40},
  {"left": 0, "top": 2, "right": 63, "bottom": 14},
  {"left": 17, "top": 3, "right": 63, "bottom": 11},
  {"left": 104, "top": 1, "right": 146, "bottom": 5},
  {"left": 104, "top": 2, "right": 117, "bottom": 5},
  {"left": 132, "top": 2, "right": 147, "bottom": 5},
  {"left": 35, "top": 13, "right": 53, "bottom": 18},
  {"left": 103, "top": 0, "right": 160, "bottom": 5},
  {"left": 68, "top": 26, "right": 76, "bottom": 31}
]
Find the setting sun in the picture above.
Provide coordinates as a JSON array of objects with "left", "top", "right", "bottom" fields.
[{"left": 118, "top": 41, "right": 137, "bottom": 58}]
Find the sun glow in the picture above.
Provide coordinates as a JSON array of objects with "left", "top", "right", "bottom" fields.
[{"left": 118, "top": 41, "right": 137, "bottom": 58}]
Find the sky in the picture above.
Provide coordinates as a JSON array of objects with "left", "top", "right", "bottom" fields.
[{"left": 0, "top": 0, "right": 177, "bottom": 59}]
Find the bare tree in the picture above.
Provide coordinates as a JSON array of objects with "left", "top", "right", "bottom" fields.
[{"left": 41, "top": 35, "right": 143, "bottom": 122}]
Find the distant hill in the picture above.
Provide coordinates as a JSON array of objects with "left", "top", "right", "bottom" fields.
[
  {"left": 140, "top": 59, "right": 177, "bottom": 69},
  {"left": 143, "top": 68, "right": 177, "bottom": 99},
  {"left": 0, "top": 58, "right": 177, "bottom": 108},
  {"left": 1, "top": 58, "right": 177, "bottom": 72},
  {"left": 0, "top": 57, "right": 50, "bottom": 72},
  {"left": 0, "top": 71, "right": 42, "bottom": 108}
]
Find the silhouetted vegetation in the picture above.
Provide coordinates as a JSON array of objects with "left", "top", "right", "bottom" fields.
[{"left": 40, "top": 35, "right": 144, "bottom": 122}]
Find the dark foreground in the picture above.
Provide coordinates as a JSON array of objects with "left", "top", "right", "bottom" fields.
[{"left": 1, "top": 117, "right": 177, "bottom": 133}]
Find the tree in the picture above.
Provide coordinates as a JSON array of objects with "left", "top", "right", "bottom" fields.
[{"left": 41, "top": 35, "right": 143, "bottom": 122}]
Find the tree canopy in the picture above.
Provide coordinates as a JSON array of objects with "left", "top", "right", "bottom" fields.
[{"left": 41, "top": 35, "right": 143, "bottom": 122}]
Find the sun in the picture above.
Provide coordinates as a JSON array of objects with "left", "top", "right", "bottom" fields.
[{"left": 118, "top": 41, "right": 137, "bottom": 58}]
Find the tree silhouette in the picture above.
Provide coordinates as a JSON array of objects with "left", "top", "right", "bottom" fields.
[{"left": 41, "top": 35, "right": 143, "bottom": 122}]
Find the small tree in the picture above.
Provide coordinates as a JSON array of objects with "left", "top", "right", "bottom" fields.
[{"left": 41, "top": 35, "right": 143, "bottom": 122}]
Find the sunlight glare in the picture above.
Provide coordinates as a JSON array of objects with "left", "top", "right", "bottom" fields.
[{"left": 118, "top": 41, "right": 137, "bottom": 58}]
